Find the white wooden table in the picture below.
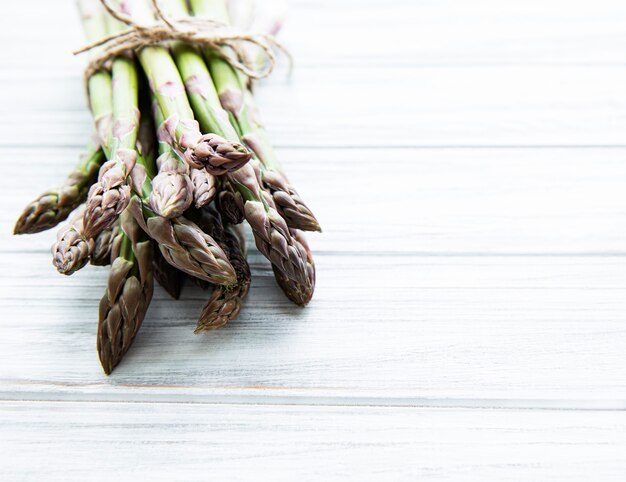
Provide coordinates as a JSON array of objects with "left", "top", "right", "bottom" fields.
[{"left": 1, "top": 0, "right": 626, "bottom": 480}]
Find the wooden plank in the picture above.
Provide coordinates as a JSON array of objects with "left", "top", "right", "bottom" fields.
[
  {"left": 1, "top": 0, "right": 626, "bottom": 68},
  {"left": 1, "top": 253, "right": 625, "bottom": 405},
  {"left": 4, "top": 147, "right": 626, "bottom": 255},
  {"left": 1, "top": 66, "right": 625, "bottom": 148},
  {"left": 1, "top": 402, "right": 626, "bottom": 481}
]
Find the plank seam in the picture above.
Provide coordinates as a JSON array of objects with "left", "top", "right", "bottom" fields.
[{"left": 1, "top": 391, "right": 625, "bottom": 410}]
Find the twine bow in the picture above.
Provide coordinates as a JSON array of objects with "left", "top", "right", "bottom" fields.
[{"left": 75, "top": 0, "right": 290, "bottom": 85}]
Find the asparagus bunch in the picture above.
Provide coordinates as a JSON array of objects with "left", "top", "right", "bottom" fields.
[{"left": 13, "top": 0, "right": 320, "bottom": 375}]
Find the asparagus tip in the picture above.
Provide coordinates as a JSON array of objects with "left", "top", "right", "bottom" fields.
[{"left": 184, "top": 134, "right": 252, "bottom": 175}]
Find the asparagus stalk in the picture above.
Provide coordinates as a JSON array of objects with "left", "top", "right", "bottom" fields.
[
  {"left": 52, "top": 205, "right": 94, "bottom": 275},
  {"left": 150, "top": 100, "right": 194, "bottom": 217},
  {"left": 255, "top": 154, "right": 321, "bottom": 232},
  {"left": 272, "top": 229, "right": 315, "bottom": 306},
  {"left": 90, "top": 218, "right": 121, "bottom": 266},
  {"left": 13, "top": 135, "right": 104, "bottom": 234},
  {"left": 77, "top": 0, "right": 114, "bottom": 150},
  {"left": 97, "top": 209, "right": 154, "bottom": 375},
  {"left": 189, "top": 0, "right": 320, "bottom": 232},
  {"left": 129, "top": 114, "right": 237, "bottom": 285},
  {"left": 81, "top": 1, "right": 140, "bottom": 239},
  {"left": 244, "top": 199, "right": 312, "bottom": 285},
  {"left": 191, "top": 207, "right": 250, "bottom": 332}
]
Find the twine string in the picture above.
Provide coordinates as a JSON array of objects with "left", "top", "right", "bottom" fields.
[{"left": 76, "top": 0, "right": 291, "bottom": 86}]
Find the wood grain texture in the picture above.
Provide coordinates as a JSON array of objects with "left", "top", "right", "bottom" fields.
[
  {"left": 1, "top": 402, "right": 626, "bottom": 481},
  {"left": 1, "top": 253, "right": 625, "bottom": 405},
  {"left": 2, "top": 66, "right": 626, "bottom": 148}
]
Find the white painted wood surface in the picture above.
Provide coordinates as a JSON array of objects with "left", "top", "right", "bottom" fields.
[
  {"left": 2, "top": 403, "right": 626, "bottom": 481},
  {"left": 1, "top": 0, "right": 626, "bottom": 480}
]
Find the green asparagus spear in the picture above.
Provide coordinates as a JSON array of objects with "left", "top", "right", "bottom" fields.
[
  {"left": 52, "top": 205, "right": 94, "bottom": 275},
  {"left": 149, "top": 99, "right": 194, "bottom": 217},
  {"left": 14, "top": 135, "right": 104, "bottom": 234},
  {"left": 190, "top": 207, "right": 250, "bottom": 332},
  {"left": 97, "top": 209, "right": 153, "bottom": 375},
  {"left": 80, "top": 0, "right": 139, "bottom": 240}
]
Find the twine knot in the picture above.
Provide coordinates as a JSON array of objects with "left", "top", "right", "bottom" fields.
[{"left": 76, "top": 0, "right": 290, "bottom": 86}]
